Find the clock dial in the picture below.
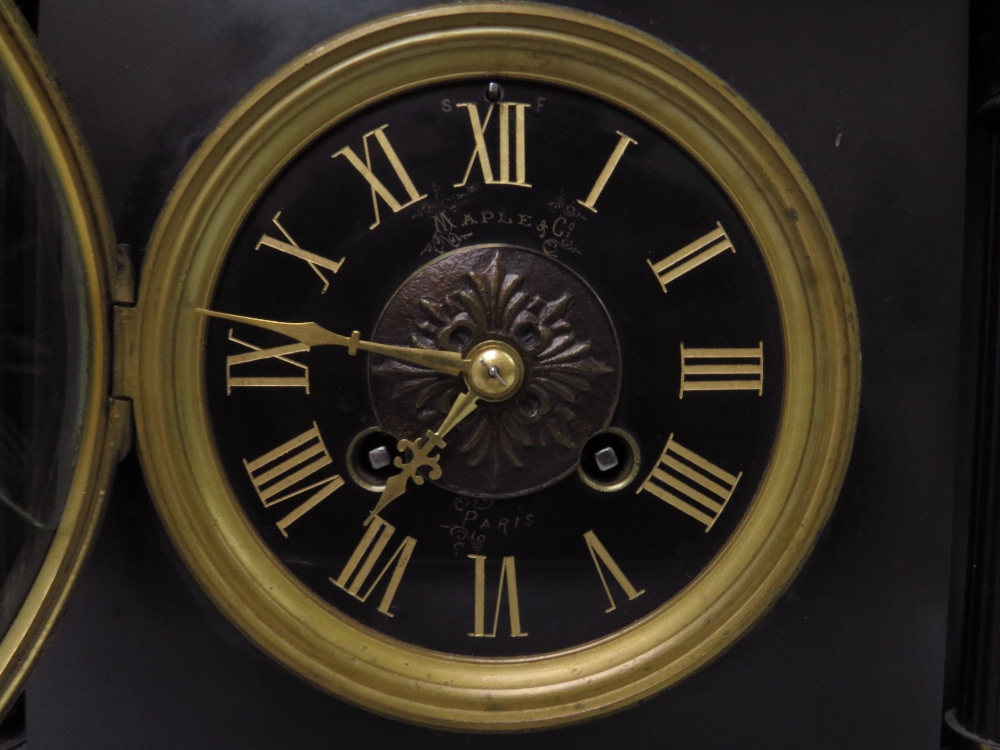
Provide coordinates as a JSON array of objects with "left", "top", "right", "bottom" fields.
[
  {"left": 202, "top": 80, "right": 785, "bottom": 657},
  {"left": 136, "top": 5, "right": 858, "bottom": 729}
]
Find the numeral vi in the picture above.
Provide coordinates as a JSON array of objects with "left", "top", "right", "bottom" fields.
[{"left": 468, "top": 554, "right": 527, "bottom": 638}]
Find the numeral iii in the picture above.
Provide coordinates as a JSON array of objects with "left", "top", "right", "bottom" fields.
[{"left": 679, "top": 343, "right": 763, "bottom": 397}]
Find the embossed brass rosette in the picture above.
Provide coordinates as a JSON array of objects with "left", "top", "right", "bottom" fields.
[{"left": 135, "top": 3, "right": 859, "bottom": 730}]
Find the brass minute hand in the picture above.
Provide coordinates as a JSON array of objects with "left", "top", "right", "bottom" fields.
[
  {"left": 197, "top": 309, "right": 469, "bottom": 376},
  {"left": 366, "top": 388, "right": 481, "bottom": 523}
]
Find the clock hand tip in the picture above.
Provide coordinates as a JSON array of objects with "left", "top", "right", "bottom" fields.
[
  {"left": 368, "top": 473, "right": 408, "bottom": 519},
  {"left": 195, "top": 307, "right": 238, "bottom": 322},
  {"left": 194, "top": 307, "right": 233, "bottom": 323}
]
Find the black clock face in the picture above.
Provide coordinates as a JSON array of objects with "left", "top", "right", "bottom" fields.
[{"left": 204, "top": 79, "right": 784, "bottom": 658}]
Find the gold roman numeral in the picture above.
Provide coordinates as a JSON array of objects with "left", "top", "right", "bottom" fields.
[
  {"left": 243, "top": 422, "right": 344, "bottom": 537},
  {"left": 225, "top": 329, "right": 310, "bottom": 394},
  {"left": 332, "top": 124, "right": 427, "bottom": 230},
  {"left": 679, "top": 343, "right": 764, "bottom": 398},
  {"left": 647, "top": 222, "right": 734, "bottom": 292},
  {"left": 583, "top": 531, "right": 645, "bottom": 613},
  {"left": 454, "top": 102, "right": 532, "bottom": 188},
  {"left": 637, "top": 434, "right": 742, "bottom": 532},
  {"left": 467, "top": 554, "right": 527, "bottom": 638},
  {"left": 577, "top": 130, "right": 637, "bottom": 213},
  {"left": 330, "top": 516, "right": 416, "bottom": 617},
  {"left": 255, "top": 211, "right": 344, "bottom": 294}
]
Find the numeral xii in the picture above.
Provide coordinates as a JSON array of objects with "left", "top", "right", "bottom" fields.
[{"left": 454, "top": 101, "right": 532, "bottom": 188}]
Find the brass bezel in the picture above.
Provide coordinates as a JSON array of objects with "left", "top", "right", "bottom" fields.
[
  {"left": 0, "top": 0, "right": 116, "bottom": 719},
  {"left": 136, "top": 3, "right": 860, "bottom": 730}
]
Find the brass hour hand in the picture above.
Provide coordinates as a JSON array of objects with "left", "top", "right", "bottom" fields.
[
  {"left": 366, "top": 388, "right": 480, "bottom": 523},
  {"left": 197, "top": 309, "right": 469, "bottom": 376}
]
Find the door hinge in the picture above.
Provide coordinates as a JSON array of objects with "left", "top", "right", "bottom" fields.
[{"left": 110, "top": 243, "right": 137, "bottom": 457}]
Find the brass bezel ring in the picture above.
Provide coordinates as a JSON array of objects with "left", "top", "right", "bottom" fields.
[
  {"left": 136, "top": 3, "right": 860, "bottom": 731},
  {"left": 0, "top": 0, "right": 116, "bottom": 720}
]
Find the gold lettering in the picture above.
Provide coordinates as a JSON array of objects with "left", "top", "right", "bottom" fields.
[
  {"left": 577, "top": 130, "right": 637, "bottom": 213},
  {"left": 648, "top": 222, "right": 735, "bottom": 292},
  {"left": 454, "top": 102, "right": 531, "bottom": 188},
  {"left": 243, "top": 422, "right": 344, "bottom": 537},
  {"left": 255, "top": 211, "right": 344, "bottom": 293},
  {"left": 467, "top": 554, "right": 527, "bottom": 637},
  {"left": 330, "top": 516, "right": 416, "bottom": 617},
  {"left": 332, "top": 124, "right": 427, "bottom": 229},
  {"left": 226, "top": 330, "right": 310, "bottom": 394},
  {"left": 637, "top": 434, "right": 741, "bottom": 531},
  {"left": 679, "top": 343, "right": 764, "bottom": 397},
  {"left": 583, "top": 531, "right": 645, "bottom": 613}
]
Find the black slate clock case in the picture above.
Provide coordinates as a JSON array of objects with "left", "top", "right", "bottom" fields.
[{"left": 24, "top": 1, "right": 967, "bottom": 748}]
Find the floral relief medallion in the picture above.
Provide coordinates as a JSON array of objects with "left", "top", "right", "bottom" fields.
[{"left": 369, "top": 245, "right": 621, "bottom": 498}]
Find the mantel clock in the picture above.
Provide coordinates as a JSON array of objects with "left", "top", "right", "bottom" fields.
[
  {"left": 0, "top": 0, "right": 866, "bottom": 734},
  {"left": 122, "top": 4, "right": 859, "bottom": 729}
]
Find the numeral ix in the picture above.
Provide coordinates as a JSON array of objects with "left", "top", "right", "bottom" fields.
[{"left": 226, "top": 329, "right": 310, "bottom": 394}]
